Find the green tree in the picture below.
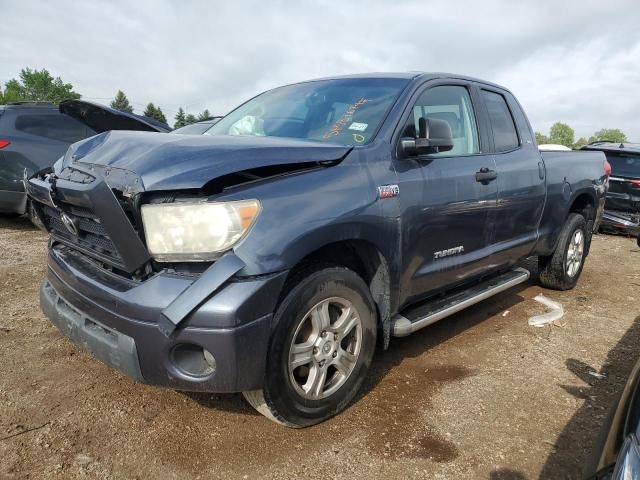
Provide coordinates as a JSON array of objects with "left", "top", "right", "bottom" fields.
[
  {"left": 0, "top": 68, "right": 80, "bottom": 104},
  {"left": 549, "top": 122, "right": 574, "bottom": 148},
  {"left": 197, "top": 109, "right": 212, "bottom": 121},
  {"left": 573, "top": 137, "right": 588, "bottom": 149},
  {"left": 535, "top": 132, "right": 550, "bottom": 145},
  {"left": 143, "top": 102, "right": 167, "bottom": 124},
  {"left": 174, "top": 107, "right": 187, "bottom": 129},
  {"left": 185, "top": 113, "right": 197, "bottom": 125},
  {"left": 588, "top": 128, "right": 627, "bottom": 144},
  {"left": 110, "top": 90, "right": 134, "bottom": 113}
]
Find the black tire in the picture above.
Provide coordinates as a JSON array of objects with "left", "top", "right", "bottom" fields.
[
  {"left": 27, "top": 201, "right": 46, "bottom": 231},
  {"left": 538, "top": 213, "right": 588, "bottom": 290},
  {"left": 243, "top": 266, "right": 377, "bottom": 427}
]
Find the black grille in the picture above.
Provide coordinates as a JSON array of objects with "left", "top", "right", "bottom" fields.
[{"left": 43, "top": 204, "right": 124, "bottom": 268}]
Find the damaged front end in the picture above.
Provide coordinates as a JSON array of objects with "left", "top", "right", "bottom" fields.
[{"left": 26, "top": 131, "right": 350, "bottom": 392}]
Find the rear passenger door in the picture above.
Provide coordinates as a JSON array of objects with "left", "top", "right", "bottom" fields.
[
  {"left": 479, "top": 88, "right": 546, "bottom": 265},
  {"left": 0, "top": 111, "right": 94, "bottom": 192}
]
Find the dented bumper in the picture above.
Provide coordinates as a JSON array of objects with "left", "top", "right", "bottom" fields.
[{"left": 41, "top": 245, "right": 287, "bottom": 393}]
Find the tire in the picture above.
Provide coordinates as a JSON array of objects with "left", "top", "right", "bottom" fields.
[
  {"left": 243, "top": 266, "right": 377, "bottom": 427},
  {"left": 27, "top": 201, "right": 46, "bottom": 231},
  {"left": 538, "top": 213, "right": 589, "bottom": 290}
]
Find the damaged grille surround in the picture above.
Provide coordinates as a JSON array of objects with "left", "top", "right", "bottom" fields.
[{"left": 28, "top": 164, "right": 152, "bottom": 278}]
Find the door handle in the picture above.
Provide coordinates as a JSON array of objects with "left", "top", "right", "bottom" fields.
[{"left": 475, "top": 167, "right": 498, "bottom": 184}]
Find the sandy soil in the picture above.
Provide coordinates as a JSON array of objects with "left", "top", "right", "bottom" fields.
[{"left": 1, "top": 215, "right": 639, "bottom": 479}]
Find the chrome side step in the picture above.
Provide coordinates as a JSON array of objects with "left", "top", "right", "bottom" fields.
[{"left": 391, "top": 267, "right": 530, "bottom": 337}]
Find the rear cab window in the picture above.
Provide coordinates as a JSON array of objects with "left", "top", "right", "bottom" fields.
[{"left": 481, "top": 90, "right": 520, "bottom": 152}]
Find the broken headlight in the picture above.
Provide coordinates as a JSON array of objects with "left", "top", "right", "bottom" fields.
[{"left": 141, "top": 200, "right": 261, "bottom": 262}]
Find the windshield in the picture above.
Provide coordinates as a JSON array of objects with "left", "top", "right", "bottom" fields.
[
  {"left": 605, "top": 152, "right": 640, "bottom": 178},
  {"left": 205, "top": 78, "right": 408, "bottom": 146}
]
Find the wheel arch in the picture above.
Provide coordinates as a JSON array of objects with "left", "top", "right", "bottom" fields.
[{"left": 277, "top": 238, "right": 393, "bottom": 349}]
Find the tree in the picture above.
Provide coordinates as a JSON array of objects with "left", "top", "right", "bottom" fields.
[
  {"left": 185, "top": 113, "right": 197, "bottom": 125},
  {"left": 110, "top": 90, "right": 134, "bottom": 113},
  {"left": 143, "top": 102, "right": 167, "bottom": 124},
  {"left": 0, "top": 68, "right": 80, "bottom": 104},
  {"left": 535, "top": 132, "right": 550, "bottom": 145},
  {"left": 197, "top": 109, "right": 212, "bottom": 121},
  {"left": 549, "top": 122, "right": 574, "bottom": 148},
  {"left": 573, "top": 137, "right": 588, "bottom": 149},
  {"left": 588, "top": 128, "right": 627, "bottom": 144},
  {"left": 174, "top": 107, "right": 187, "bottom": 129}
]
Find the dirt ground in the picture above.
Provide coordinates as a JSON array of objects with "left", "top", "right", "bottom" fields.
[{"left": 0, "top": 216, "right": 639, "bottom": 480}]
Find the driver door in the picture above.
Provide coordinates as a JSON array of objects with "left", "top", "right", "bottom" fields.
[{"left": 394, "top": 82, "right": 498, "bottom": 306}]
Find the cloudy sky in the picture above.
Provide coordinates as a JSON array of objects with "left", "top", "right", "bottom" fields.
[{"left": 3, "top": 0, "right": 640, "bottom": 139}]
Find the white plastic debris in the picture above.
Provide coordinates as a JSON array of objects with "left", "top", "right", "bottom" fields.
[
  {"left": 528, "top": 294, "right": 564, "bottom": 327},
  {"left": 502, "top": 310, "right": 510, "bottom": 317},
  {"left": 588, "top": 371, "right": 606, "bottom": 379}
]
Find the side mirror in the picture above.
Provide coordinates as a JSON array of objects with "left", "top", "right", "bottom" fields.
[{"left": 399, "top": 118, "right": 454, "bottom": 157}]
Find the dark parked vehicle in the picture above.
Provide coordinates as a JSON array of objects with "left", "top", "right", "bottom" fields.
[
  {"left": 582, "top": 142, "right": 640, "bottom": 238},
  {"left": 171, "top": 117, "right": 222, "bottom": 135},
  {"left": 27, "top": 73, "right": 608, "bottom": 427},
  {"left": 586, "top": 358, "right": 640, "bottom": 479},
  {"left": 0, "top": 100, "right": 170, "bottom": 219}
]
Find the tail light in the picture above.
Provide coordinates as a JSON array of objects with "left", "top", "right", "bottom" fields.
[
  {"left": 0, "top": 139, "right": 9, "bottom": 149},
  {"left": 630, "top": 179, "right": 640, "bottom": 187},
  {"left": 604, "top": 159, "right": 612, "bottom": 177}
]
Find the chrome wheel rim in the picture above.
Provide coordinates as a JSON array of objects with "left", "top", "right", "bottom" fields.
[
  {"left": 287, "top": 297, "right": 363, "bottom": 400},
  {"left": 566, "top": 229, "right": 585, "bottom": 277}
]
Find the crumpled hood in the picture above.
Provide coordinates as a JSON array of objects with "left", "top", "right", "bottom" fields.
[{"left": 62, "top": 131, "right": 352, "bottom": 191}]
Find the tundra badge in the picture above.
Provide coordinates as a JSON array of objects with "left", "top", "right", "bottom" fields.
[{"left": 434, "top": 246, "right": 464, "bottom": 259}]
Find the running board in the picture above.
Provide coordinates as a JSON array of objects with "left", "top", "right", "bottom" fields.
[{"left": 391, "top": 268, "right": 530, "bottom": 337}]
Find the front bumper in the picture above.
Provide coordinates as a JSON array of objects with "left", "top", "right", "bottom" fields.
[{"left": 41, "top": 246, "right": 287, "bottom": 393}]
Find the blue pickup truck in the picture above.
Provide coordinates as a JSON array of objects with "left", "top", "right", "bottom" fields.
[{"left": 27, "top": 73, "right": 608, "bottom": 427}]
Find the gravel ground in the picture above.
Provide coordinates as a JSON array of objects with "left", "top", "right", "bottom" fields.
[{"left": 1, "top": 215, "right": 639, "bottom": 479}]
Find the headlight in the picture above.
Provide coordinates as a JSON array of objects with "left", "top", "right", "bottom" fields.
[
  {"left": 613, "top": 435, "right": 640, "bottom": 480},
  {"left": 141, "top": 199, "right": 261, "bottom": 262}
]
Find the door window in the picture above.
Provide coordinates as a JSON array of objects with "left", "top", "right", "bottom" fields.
[
  {"left": 481, "top": 90, "right": 519, "bottom": 152},
  {"left": 402, "top": 85, "right": 480, "bottom": 156},
  {"left": 15, "top": 113, "right": 91, "bottom": 143}
]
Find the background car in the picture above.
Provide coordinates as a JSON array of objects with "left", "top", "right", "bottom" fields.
[
  {"left": 582, "top": 142, "right": 640, "bottom": 237},
  {"left": 171, "top": 117, "right": 222, "bottom": 135},
  {"left": 0, "top": 100, "right": 170, "bottom": 222},
  {"left": 586, "top": 358, "right": 640, "bottom": 479}
]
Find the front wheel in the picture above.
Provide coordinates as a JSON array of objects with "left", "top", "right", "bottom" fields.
[
  {"left": 538, "top": 213, "right": 589, "bottom": 290},
  {"left": 243, "top": 267, "right": 377, "bottom": 427}
]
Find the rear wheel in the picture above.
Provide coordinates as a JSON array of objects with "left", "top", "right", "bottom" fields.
[
  {"left": 243, "top": 267, "right": 377, "bottom": 427},
  {"left": 539, "top": 213, "right": 588, "bottom": 290}
]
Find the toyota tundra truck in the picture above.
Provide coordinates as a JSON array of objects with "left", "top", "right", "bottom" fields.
[{"left": 27, "top": 73, "right": 609, "bottom": 427}]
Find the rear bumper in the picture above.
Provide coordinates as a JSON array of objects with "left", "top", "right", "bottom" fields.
[
  {"left": 0, "top": 189, "right": 27, "bottom": 214},
  {"left": 599, "top": 209, "right": 640, "bottom": 236},
  {"left": 41, "top": 247, "right": 287, "bottom": 393}
]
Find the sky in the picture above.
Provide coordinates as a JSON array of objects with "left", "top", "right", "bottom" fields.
[{"left": 2, "top": 0, "right": 640, "bottom": 139}]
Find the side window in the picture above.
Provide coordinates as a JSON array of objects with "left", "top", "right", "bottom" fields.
[
  {"left": 481, "top": 90, "right": 519, "bottom": 152},
  {"left": 14, "top": 114, "right": 91, "bottom": 143},
  {"left": 402, "top": 85, "right": 480, "bottom": 156}
]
